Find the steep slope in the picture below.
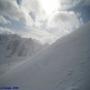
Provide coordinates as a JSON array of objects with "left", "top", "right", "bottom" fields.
[{"left": 0, "top": 22, "right": 90, "bottom": 90}]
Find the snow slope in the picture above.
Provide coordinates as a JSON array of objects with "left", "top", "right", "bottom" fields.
[{"left": 0, "top": 22, "right": 90, "bottom": 90}]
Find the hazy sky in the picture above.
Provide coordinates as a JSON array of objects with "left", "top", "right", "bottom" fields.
[{"left": 0, "top": 0, "right": 90, "bottom": 44}]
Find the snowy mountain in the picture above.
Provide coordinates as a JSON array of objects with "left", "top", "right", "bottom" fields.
[
  {"left": 0, "top": 34, "right": 43, "bottom": 58},
  {"left": 0, "top": 33, "right": 44, "bottom": 76},
  {"left": 0, "top": 22, "right": 90, "bottom": 90}
]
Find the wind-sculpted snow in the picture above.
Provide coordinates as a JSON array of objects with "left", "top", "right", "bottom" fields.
[{"left": 0, "top": 22, "right": 90, "bottom": 90}]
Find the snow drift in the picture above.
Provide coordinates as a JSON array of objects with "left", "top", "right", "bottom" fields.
[{"left": 0, "top": 22, "right": 90, "bottom": 90}]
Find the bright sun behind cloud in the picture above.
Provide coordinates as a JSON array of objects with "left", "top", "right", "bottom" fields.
[
  {"left": 39, "top": 0, "right": 60, "bottom": 15},
  {"left": 0, "top": 0, "right": 81, "bottom": 44}
]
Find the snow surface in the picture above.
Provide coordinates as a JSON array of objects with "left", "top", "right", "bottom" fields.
[{"left": 0, "top": 22, "right": 90, "bottom": 90}]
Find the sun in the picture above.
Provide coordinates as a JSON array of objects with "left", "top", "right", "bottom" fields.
[{"left": 39, "top": 0, "right": 60, "bottom": 15}]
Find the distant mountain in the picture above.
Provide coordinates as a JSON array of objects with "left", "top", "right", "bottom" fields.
[
  {"left": 0, "top": 33, "right": 45, "bottom": 75},
  {"left": 0, "top": 22, "right": 90, "bottom": 90},
  {"left": 0, "top": 34, "right": 43, "bottom": 58}
]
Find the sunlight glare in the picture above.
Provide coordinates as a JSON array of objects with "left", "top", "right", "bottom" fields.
[{"left": 39, "top": 0, "right": 60, "bottom": 15}]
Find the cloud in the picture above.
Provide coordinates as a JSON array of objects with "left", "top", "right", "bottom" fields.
[
  {"left": 0, "top": 0, "right": 83, "bottom": 44},
  {"left": 0, "top": 27, "right": 14, "bottom": 34},
  {"left": 21, "top": 0, "right": 40, "bottom": 12},
  {"left": 0, "top": 15, "right": 11, "bottom": 25},
  {"left": 60, "top": 0, "right": 90, "bottom": 9},
  {"left": 65, "top": 0, "right": 90, "bottom": 23},
  {"left": 60, "top": 0, "right": 82, "bottom": 9},
  {"left": 17, "top": 27, "right": 56, "bottom": 44},
  {"left": 21, "top": 0, "right": 46, "bottom": 26},
  {"left": 17, "top": 0, "right": 22, "bottom": 5},
  {"left": 82, "top": 0, "right": 90, "bottom": 6},
  {"left": 47, "top": 11, "right": 82, "bottom": 37},
  {"left": 0, "top": 0, "right": 34, "bottom": 26},
  {"left": 0, "top": 0, "right": 22, "bottom": 20}
]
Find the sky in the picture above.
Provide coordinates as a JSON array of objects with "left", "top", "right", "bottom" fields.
[{"left": 0, "top": 0, "right": 90, "bottom": 44}]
